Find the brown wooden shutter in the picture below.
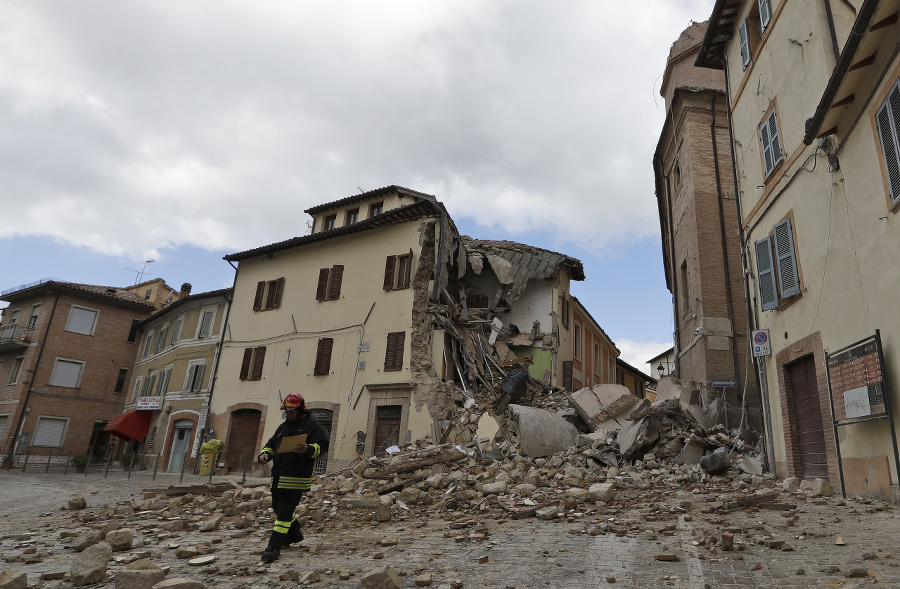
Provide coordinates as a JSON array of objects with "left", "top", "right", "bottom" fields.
[
  {"left": 251, "top": 346, "right": 266, "bottom": 380},
  {"left": 239, "top": 348, "right": 253, "bottom": 380},
  {"left": 562, "top": 360, "right": 573, "bottom": 389},
  {"left": 383, "top": 255, "right": 396, "bottom": 290},
  {"left": 327, "top": 265, "right": 344, "bottom": 300},
  {"left": 316, "top": 268, "right": 329, "bottom": 301},
  {"left": 314, "top": 338, "right": 333, "bottom": 375},
  {"left": 384, "top": 331, "right": 405, "bottom": 371},
  {"left": 403, "top": 248, "right": 413, "bottom": 287},
  {"left": 272, "top": 277, "right": 284, "bottom": 308},
  {"left": 253, "top": 281, "right": 266, "bottom": 311},
  {"left": 264, "top": 280, "right": 278, "bottom": 310}
]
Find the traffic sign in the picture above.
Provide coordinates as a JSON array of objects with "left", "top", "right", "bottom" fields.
[
  {"left": 752, "top": 329, "right": 771, "bottom": 357},
  {"left": 711, "top": 378, "right": 738, "bottom": 388}
]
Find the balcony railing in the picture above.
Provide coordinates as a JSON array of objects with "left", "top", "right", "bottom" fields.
[{"left": 0, "top": 324, "right": 33, "bottom": 349}]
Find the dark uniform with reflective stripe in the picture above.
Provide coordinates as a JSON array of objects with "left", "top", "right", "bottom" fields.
[{"left": 259, "top": 411, "right": 329, "bottom": 550}]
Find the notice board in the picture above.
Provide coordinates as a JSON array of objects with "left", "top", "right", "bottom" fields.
[{"left": 827, "top": 335, "right": 886, "bottom": 421}]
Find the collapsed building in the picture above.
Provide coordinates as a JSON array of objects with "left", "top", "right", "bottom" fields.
[{"left": 206, "top": 186, "right": 626, "bottom": 474}]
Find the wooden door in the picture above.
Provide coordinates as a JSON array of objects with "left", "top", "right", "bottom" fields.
[
  {"left": 225, "top": 409, "right": 261, "bottom": 470},
  {"left": 788, "top": 356, "right": 829, "bottom": 479},
  {"left": 373, "top": 405, "right": 402, "bottom": 456}
]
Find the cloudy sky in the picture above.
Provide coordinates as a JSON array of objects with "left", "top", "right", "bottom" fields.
[{"left": 1, "top": 0, "right": 715, "bottom": 371}]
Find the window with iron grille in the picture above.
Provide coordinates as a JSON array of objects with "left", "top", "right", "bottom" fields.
[{"left": 309, "top": 409, "right": 333, "bottom": 475}]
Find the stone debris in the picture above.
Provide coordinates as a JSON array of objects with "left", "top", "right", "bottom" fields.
[
  {"left": 0, "top": 569, "right": 27, "bottom": 589},
  {"left": 106, "top": 527, "right": 135, "bottom": 552},
  {"left": 151, "top": 579, "right": 205, "bottom": 589},
  {"left": 71, "top": 541, "right": 112, "bottom": 587},
  {"left": 361, "top": 565, "right": 402, "bottom": 589},
  {"left": 68, "top": 494, "right": 87, "bottom": 510}
]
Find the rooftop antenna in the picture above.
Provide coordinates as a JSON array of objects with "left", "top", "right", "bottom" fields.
[{"left": 124, "top": 260, "right": 155, "bottom": 285}]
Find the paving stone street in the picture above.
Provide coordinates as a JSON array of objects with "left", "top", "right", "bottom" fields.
[{"left": 2, "top": 469, "right": 900, "bottom": 588}]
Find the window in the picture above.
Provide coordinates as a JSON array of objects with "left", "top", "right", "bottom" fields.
[
  {"left": 739, "top": 20, "right": 751, "bottom": 68},
  {"left": 313, "top": 338, "right": 333, "bottom": 376},
  {"left": 755, "top": 217, "right": 801, "bottom": 310},
  {"left": 142, "top": 370, "right": 157, "bottom": 397},
  {"left": 875, "top": 78, "right": 900, "bottom": 205},
  {"left": 345, "top": 208, "right": 359, "bottom": 225},
  {"left": 7, "top": 356, "right": 24, "bottom": 385},
  {"left": 127, "top": 319, "right": 141, "bottom": 343},
  {"left": 170, "top": 315, "right": 184, "bottom": 345},
  {"left": 48, "top": 358, "right": 85, "bottom": 388},
  {"left": 561, "top": 296, "right": 569, "bottom": 329},
  {"left": 383, "top": 252, "right": 413, "bottom": 290},
  {"left": 114, "top": 368, "right": 128, "bottom": 393},
  {"left": 5, "top": 309, "right": 19, "bottom": 326},
  {"left": 323, "top": 214, "right": 337, "bottom": 231},
  {"left": 384, "top": 331, "right": 406, "bottom": 372},
  {"left": 132, "top": 376, "right": 143, "bottom": 402},
  {"left": 253, "top": 278, "right": 284, "bottom": 311},
  {"left": 155, "top": 324, "right": 168, "bottom": 353},
  {"left": 26, "top": 304, "right": 40, "bottom": 329},
  {"left": 239, "top": 347, "right": 267, "bottom": 381},
  {"left": 316, "top": 265, "right": 344, "bottom": 301},
  {"left": 758, "top": 0, "right": 771, "bottom": 31},
  {"left": 593, "top": 343, "right": 601, "bottom": 376},
  {"left": 157, "top": 365, "right": 172, "bottom": 395},
  {"left": 369, "top": 202, "right": 383, "bottom": 218},
  {"left": 759, "top": 108, "right": 784, "bottom": 178},
  {"left": 184, "top": 361, "right": 206, "bottom": 392},
  {"left": 65, "top": 306, "right": 98, "bottom": 335},
  {"left": 679, "top": 260, "right": 690, "bottom": 314},
  {"left": 739, "top": 1, "right": 768, "bottom": 70},
  {"left": 197, "top": 308, "right": 215, "bottom": 339},
  {"left": 32, "top": 417, "right": 68, "bottom": 447},
  {"left": 144, "top": 289, "right": 152, "bottom": 300},
  {"left": 574, "top": 323, "right": 582, "bottom": 359},
  {"left": 142, "top": 332, "right": 154, "bottom": 358}
]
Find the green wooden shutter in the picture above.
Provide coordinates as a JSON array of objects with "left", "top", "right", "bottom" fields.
[{"left": 755, "top": 236, "right": 779, "bottom": 311}]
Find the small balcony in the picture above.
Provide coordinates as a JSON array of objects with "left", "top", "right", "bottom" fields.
[{"left": 0, "top": 325, "right": 33, "bottom": 351}]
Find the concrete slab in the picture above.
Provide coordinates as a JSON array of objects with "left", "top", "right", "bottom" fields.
[{"left": 508, "top": 404, "right": 577, "bottom": 457}]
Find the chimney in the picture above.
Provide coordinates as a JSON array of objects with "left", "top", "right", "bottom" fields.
[{"left": 180, "top": 283, "right": 192, "bottom": 298}]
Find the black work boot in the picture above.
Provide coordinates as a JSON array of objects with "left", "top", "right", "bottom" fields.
[
  {"left": 287, "top": 519, "right": 303, "bottom": 545},
  {"left": 261, "top": 532, "right": 285, "bottom": 562}
]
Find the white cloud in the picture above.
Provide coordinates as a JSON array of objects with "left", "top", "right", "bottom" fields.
[
  {"left": 0, "top": 0, "right": 716, "bottom": 261},
  {"left": 615, "top": 339, "right": 674, "bottom": 376}
]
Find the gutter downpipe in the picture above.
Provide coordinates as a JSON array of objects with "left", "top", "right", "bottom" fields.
[
  {"left": 722, "top": 54, "right": 777, "bottom": 474},
  {"left": 6, "top": 292, "right": 60, "bottom": 462},
  {"left": 823, "top": 0, "right": 842, "bottom": 64},
  {"left": 804, "top": 0, "right": 881, "bottom": 144},
  {"left": 710, "top": 93, "right": 744, "bottom": 421},
  {"left": 192, "top": 259, "right": 239, "bottom": 473}
]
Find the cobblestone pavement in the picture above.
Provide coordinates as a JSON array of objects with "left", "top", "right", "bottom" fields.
[{"left": 2, "top": 470, "right": 900, "bottom": 588}]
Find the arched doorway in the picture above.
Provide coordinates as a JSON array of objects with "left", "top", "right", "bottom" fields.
[{"left": 225, "top": 409, "right": 261, "bottom": 470}]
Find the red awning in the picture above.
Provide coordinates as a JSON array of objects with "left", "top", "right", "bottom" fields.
[{"left": 104, "top": 410, "right": 153, "bottom": 442}]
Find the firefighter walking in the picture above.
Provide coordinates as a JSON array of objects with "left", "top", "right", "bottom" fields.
[{"left": 257, "top": 393, "right": 329, "bottom": 562}]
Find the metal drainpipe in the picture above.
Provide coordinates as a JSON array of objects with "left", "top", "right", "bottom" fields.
[
  {"left": 722, "top": 54, "right": 777, "bottom": 473},
  {"left": 710, "top": 93, "right": 744, "bottom": 420},
  {"left": 823, "top": 0, "right": 842, "bottom": 64},
  {"left": 6, "top": 292, "right": 60, "bottom": 461}
]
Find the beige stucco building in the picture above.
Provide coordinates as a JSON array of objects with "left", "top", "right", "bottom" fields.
[
  {"left": 124, "top": 285, "right": 231, "bottom": 472},
  {"left": 209, "top": 186, "right": 608, "bottom": 474},
  {"left": 698, "top": 0, "right": 900, "bottom": 500}
]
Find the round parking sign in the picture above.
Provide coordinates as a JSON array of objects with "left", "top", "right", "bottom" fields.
[{"left": 754, "top": 331, "right": 768, "bottom": 345}]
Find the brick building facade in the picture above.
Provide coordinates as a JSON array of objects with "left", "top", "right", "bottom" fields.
[
  {"left": 654, "top": 21, "right": 761, "bottom": 429},
  {"left": 0, "top": 280, "right": 153, "bottom": 464}
]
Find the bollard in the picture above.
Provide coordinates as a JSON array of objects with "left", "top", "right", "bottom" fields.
[
  {"left": 64, "top": 452, "right": 71, "bottom": 476},
  {"left": 241, "top": 452, "right": 248, "bottom": 485},
  {"left": 127, "top": 453, "right": 136, "bottom": 480},
  {"left": 45, "top": 451, "right": 53, "bottom": 474},
  {"left": 22, "top": 448, "right": 30, "bottom": 472},
  {"left": 179, "top": 450, "right": 186, "bottom": 484},
  {"left": 104, "top": 455, "right": 111, "bottom": 478},
  {"left": 152, "top": 452, "right": 160, "bottom": 481},
  {"left": 84, "top": 455, "right": 89, "bottom": 477},
  {"left": 207, "top": 452, "right": 217, "bottom": 484}
]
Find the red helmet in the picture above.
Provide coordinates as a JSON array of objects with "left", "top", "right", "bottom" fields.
[{"left": 281, "top": 393, "right": 305, "bottom": 412}]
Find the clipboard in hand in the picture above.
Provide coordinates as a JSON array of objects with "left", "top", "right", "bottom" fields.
[{"left": 277, "top": 434, "right": 308, "bottom": 453}]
